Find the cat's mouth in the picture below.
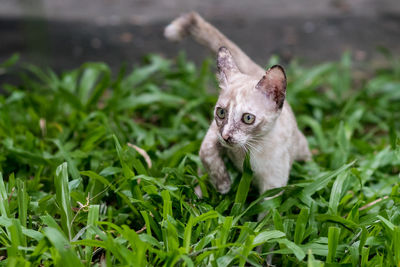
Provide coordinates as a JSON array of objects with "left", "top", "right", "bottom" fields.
[{"left": 218, "top": 135, "right": 238, "bottom": 148}]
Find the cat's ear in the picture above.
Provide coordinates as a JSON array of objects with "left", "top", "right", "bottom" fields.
[
  {"left": 216, "top": 47, "right": 240, "bottom": 86},
  {"left": 255, "top": 65, "right": 287, "bottom": 109}
]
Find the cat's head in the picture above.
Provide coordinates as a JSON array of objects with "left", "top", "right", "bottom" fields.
[{"left": 214, "top": 47, "right": 286, "bottom": 149}]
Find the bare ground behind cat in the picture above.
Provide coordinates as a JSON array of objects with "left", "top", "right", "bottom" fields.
[{"left": 0, "top": 0, "right": 399, "bottom": 80}]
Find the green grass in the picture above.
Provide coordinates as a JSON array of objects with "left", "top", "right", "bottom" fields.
[{"left": 0, "top": 51, "right": 399, "bottom": 266}]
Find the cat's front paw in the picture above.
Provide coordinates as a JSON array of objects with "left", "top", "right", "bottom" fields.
[{"left": 216, "top": 176, "right": 231, "bottom": 194}]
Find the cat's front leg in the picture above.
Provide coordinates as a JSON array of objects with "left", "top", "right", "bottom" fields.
[{"left": 199, "top": 121, "right": 231, "bottom": 194}]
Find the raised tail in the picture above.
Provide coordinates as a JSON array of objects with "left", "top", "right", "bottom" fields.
[{"left": 164, "top": 12, "right": 264, "bottom": 77}]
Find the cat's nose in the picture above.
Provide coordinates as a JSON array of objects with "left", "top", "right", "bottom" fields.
[{"left": 222, "top": 134, "right": 232, "bottom": 143}]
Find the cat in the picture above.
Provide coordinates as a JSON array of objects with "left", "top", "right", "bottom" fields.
[{"left": 165, "top": 12, "right": 311, "bottom": 194}]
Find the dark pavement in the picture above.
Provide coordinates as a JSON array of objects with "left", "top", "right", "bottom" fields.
[{"left": 1, "top": 0, "right": 400, "bottom": 77}]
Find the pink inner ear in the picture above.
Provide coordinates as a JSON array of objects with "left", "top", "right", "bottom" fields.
[
  {"left": 217, "top": 47, "right": 240, "bottom": 83},
  {"left": 256, "top": 65, "right": 287, "bottom": 109},
  {"left": 266, "top": 66, "right": 286, "bottom": 88}
]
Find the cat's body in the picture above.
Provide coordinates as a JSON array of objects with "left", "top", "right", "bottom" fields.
[{"left": 165, "top": 12, "right": 311, "bottom": 194}]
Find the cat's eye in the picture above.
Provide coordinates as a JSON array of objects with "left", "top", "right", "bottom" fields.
[
  {"left": 216, "top": 107, "right": 226, "bottom": 119},
  {"left": 242, "top": 113, "right": 255, "bottom": 124}
]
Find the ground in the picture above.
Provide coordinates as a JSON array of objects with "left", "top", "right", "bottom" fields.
[{"left": 0, "top": 0, "right": 399, "bottom": 75}]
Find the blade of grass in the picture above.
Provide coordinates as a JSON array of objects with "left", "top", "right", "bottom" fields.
[
  {"left": 161, "top": 190, "right": 179, "bottom": 252},
  {"left": 7, "top": 219, "right": 24, "bottom": 257},
  {"left": 294, "top": 208, "right": 309, "bottom": 244},
  {"left": 300, "top": 161, "right": 355, "bottom": 206},
  {"left": 307, "top": 250, "right": 323, "bottom": 267},
  {"left": 80, "top": 170, "right": 140, "bottom": 218},
  {"left": 394, "top": 226, "right": 400, "bottom": 265},
  {"left": 276, "top": 238, "right": 306, "bottom": 261},
  {"left": 216, "top": 216, "right": 233, "bottom": 258},
  {"left": 231, "top": 154, "right": 252, "bottom": 216},
  {"left": 85, "top": 205, "right": 99, "bottom": 267},
  {"left": 113, "top": 135, "right": 135, "bottom": 179},
  {"left": 252, "top": 230, "right": 285, "bottom": 246},
  {"left": 239, "top": 234, "right": 255, "bottom": 267},
  {"left": 0, "top": 172, "right": 10, "bottom": 217},
  {"left": 16, "top": 178, "right": 28, "bottom": 228},
  {"left": 327, "top": 226, "right": 340, "bottom": 263},
  {"left": 55, "top": 162, "right": 74, "bottom": 240},
  {"left": 16, "top": 178, "right": 28, "bottom": 247},
  {"left": 328, "top": 172, "right": 348, "bottom": 215}
]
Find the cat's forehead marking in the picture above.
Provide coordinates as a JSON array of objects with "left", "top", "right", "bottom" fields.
[
  {"left": 233, "top": 80, "right": 261, "bottom": 112},
  {"left": 227, "top": 104, "right": 235, "bottom": 124},
  {"left": 218, "top": 74, "right": 275, "bottom": 117}
]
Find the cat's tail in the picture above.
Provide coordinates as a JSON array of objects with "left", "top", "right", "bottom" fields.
[{"left": 164, "top": 12, "right": 264, "bottom": 77}]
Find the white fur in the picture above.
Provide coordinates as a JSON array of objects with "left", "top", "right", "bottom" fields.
[{"left": 165, "top": 12, "right": 311, "bottom": 194}]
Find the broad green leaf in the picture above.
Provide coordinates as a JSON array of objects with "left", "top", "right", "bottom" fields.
[
  {"left": 43, "top": 227, "right": 84, "bottom": 267},
  {"left": 252, "top": 230, "right": 285, "bottom": 246}
]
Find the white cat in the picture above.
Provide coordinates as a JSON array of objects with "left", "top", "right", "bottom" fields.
[{"left": 165, "top": 12, "right": 311, "bottom": 194}]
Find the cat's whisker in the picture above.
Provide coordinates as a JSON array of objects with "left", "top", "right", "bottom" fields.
[
  {"left": 245, "top": 141, "right": 261, "bottom": 154},
  {"left": 249, "top": 137, "right": 263, "bottom": 146},
  {"left": 246, "top": 145, "right": 255, "bottom": 155},
  {"left": 247, "top": 137, "right": 261, "bottom": 147},
  {"left": 251, "top": 144, "right": 262, "bottom": 153},
  {"left": 250, "top": 135, "right": 263, "bottom": 143},
  {"left": 241, "top": 144, "right": 248, "bottom": 153}
]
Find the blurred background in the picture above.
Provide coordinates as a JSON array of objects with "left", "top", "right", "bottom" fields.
[{"left": 1, "top": 0, "right": 400, "bottom": 74}]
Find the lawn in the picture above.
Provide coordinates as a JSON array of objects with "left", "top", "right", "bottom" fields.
[{"left": 0, "top": 52, "right": 399, "bottom": 266}]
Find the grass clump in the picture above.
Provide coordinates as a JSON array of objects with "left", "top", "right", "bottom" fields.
[{"left": 0, "top": 52, "right": 399, "bottom": 266}]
